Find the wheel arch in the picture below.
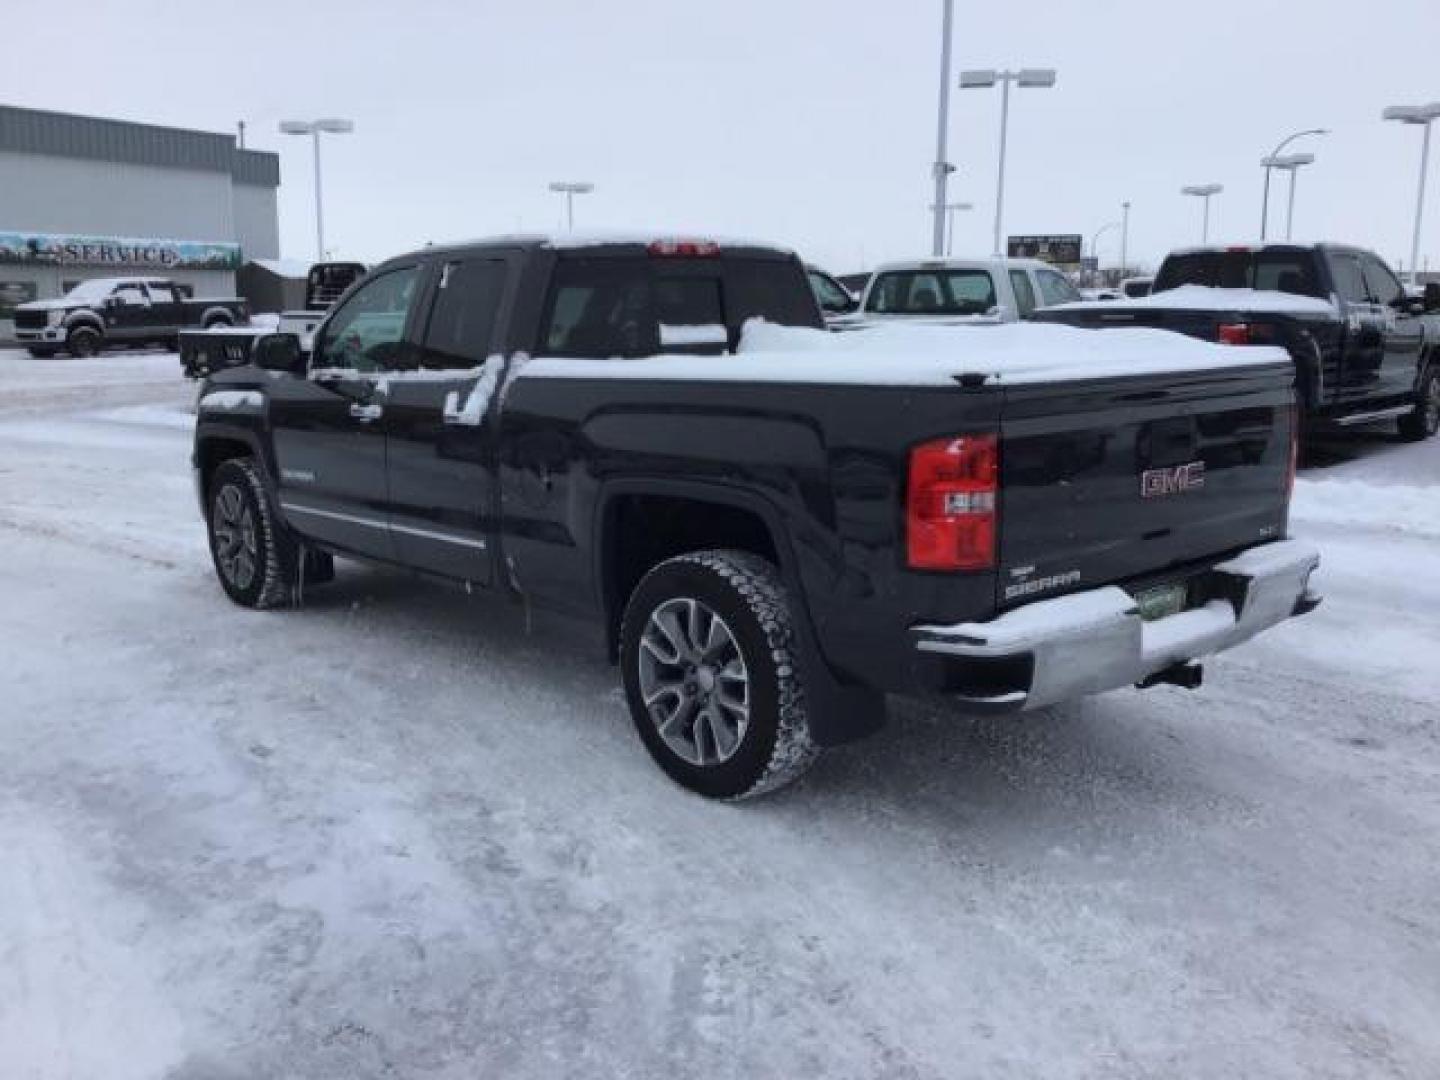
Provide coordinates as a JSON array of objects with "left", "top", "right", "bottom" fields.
[
  {"left": 594, "top": 480, "right": 798, "bottom": 662},
  {"left": 593, "top": 478, "right": 886, "bottom": 748},
  {"left": 195, "top": 427, "right": 267, "bottom": 504}
]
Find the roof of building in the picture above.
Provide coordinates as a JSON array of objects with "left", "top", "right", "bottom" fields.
[{"left": 0, "top": 104, "right": 278, "bottom": 187}]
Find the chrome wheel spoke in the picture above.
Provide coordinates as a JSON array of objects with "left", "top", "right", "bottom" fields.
[{"left": 637, "top": 595, "right": 751, "bottom": 767}]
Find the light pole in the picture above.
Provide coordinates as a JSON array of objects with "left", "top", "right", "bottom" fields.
[
  {"left": 959, "top": 67, "right": 1057, "bottom": 255},
  {"left": 1181, "top": 183, "right": 1223, "bottom": 243},
  {"left": 1091, "top": 220, "right": 1120, "bottom": 284},
  {"left": 930, "top": 0, "right": 956, "bottom": 256},
  {"left": 279, "top": 118, "right": 354, "bottom": 261},
  {"left": 1260, "top": 128, "right": 1326, "bottom": 240},
  {"left": 1120, "top": 201, "right": 1131, "bottom": 275},
  {"left": 548, "top": 181, "right": 594, "bottom": 231},
  {"left": 1261, "top": 153, "right": 1315, "bottom": 240},
  {"left": 1382, "top": 103, "right": 1440, "bottom": 284},
  {"left": 929, "top": 201, "right": 974, "bottom": 255}
]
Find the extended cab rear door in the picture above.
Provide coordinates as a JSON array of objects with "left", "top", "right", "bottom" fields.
[{"left": 381, "top": 254, "right": 519, "bottom": 585}]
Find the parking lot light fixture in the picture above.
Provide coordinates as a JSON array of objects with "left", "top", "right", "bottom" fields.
[
  {"left": 548, "top": 181, "right": 595, "bottom": 231},
  {"left": 1260, "top": 128, "right": 1327, "bottom": 240},
  {"left": 1383, "top": 103, "right": 1440, "bottom": 284},
  {"left": 279, "top": 118, "right": 355, "bottom": 260},
  {"left": 1260, "top": 153, "right": 1315, "bottom": 241},
  {"left": 1181, "top": 183, "right": 1224, "bottom": 243},
  {"left": 960, "top": 67, "right": 1058, "bottom": 255},
  {"left": 929, "top": 201, "right": 974, "bottom": 255}
]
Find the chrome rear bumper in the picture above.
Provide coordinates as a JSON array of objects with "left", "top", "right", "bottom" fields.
[{"left": 913, "top": 539, "right": 1321, "bottom": 711}]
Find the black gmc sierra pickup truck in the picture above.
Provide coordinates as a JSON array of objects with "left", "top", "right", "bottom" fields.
[
  {"left": 1037, "top": 243, "right": 1440, "bottom": 442},
  {"left": 14, "top": 276, "right": 248, "bottom": 357},
  {"left": 191, "top": 234, "right": 1320, "bottom": 798}
]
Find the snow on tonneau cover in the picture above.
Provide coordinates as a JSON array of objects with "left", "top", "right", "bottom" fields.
[{"left": 724, "top": 321, "right": 1300, "bottom": 612}]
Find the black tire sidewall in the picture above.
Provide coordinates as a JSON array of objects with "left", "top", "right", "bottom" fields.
[
  {"left": 621, "top": 558, "right": 785, "bottom": 799},
  {"left": 206, "top": 460, "right": 278, "bottom": 608},
  {"left": 68, "top": 327, "right": 100, "bottom": 357}
]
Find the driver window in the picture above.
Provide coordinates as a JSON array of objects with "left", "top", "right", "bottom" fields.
[
  {"left": 1360, "top": 256, "right": 1404, "bottom": 308},
  {"left": 114, "top": 284, "right": 148, "bottom": 307},
  {"left": 1036, "top": 270, "right": 1080, "bottom": 306},
  {"left": 313, "top": 265, "right": 420, "bottom": 372}
]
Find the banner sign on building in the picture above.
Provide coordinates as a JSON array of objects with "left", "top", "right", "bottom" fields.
[
  {"left": 1006, "top": 234, "right": 1084, "bottom": 266},
  {"left": 0, "top": 230, "right": 242, "bottom": 270}
]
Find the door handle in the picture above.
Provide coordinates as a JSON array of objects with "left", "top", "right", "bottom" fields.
[{"left": 349, "top": 401, "right": 384, "bottom": 423}]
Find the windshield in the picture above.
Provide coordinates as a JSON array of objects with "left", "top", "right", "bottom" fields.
[
  {"left": 865, "top": 269, "right": 997, "bottom": 315},
  {"left": 1154, "top": 252, "right": 1323, "bottom": 297},
  {"left": 64, "top": 279, "right": 124, "bottom": 302}
]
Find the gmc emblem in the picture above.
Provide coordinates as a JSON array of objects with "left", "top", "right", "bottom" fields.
[{"left": 1141, "top": 461, "right": 1206, "bottom": 498}]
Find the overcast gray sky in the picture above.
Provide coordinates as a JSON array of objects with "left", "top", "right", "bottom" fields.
[{"left": 6, "top": 0, "right": 1439, "bottom": 274}]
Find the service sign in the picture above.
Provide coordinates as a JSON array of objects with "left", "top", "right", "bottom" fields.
[
  {"left": 1007, "top": 234, "right": 1084, "bottom": 266},
  {"left": 0, "top": 230, "right": 242, "bottom": 270}
]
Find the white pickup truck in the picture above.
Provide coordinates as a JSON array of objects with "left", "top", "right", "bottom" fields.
[{"left": 856, "top": 256, "right": 1083, "bottom": 325}]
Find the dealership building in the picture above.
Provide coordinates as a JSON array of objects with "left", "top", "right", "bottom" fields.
[{"left": 0, "top": 104, "right": 281, "bottom": 333}]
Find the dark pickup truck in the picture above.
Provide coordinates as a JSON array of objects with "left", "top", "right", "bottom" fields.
[
  {"left": 14, "top": 276, "right": 248, "bottom": 357},
  {"left": 1037, "top": 243, "right": 1440, "bottom": 442},
  {"left": 191, "top": 234, "right": 1319, "bottom": 798}
]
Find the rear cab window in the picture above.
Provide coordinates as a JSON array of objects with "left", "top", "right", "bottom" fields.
[
  {"left": 864, "top": 268, "right": 998, "bottom": 315},
  {"left": 538, "top": 251, "right": 820, "bottom": 357},
  {"left": 1155, "top": 250, "right": 1324, "bottom": 297}
]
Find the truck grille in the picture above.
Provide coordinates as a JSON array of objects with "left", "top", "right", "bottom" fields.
[{"left": 12, "top": 310, "right": 47, "bottom": 331}]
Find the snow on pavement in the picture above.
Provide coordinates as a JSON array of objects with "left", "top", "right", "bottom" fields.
[{"left": 1, "top": 348, "right": 1438, "bottom": 1079}]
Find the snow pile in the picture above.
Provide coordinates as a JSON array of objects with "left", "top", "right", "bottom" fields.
[
  {"left": 1049, "top": 284, "right": 1337, "bottom": 315},
  {"left": 1292, "top": 478, "right": 1440, "bottom": 539},
  {"left": 520, "top": 319, "right": 1287, "bottom": 387},
  {"left": 737, "top": 318, "right": 1290, "bottom": 384}
]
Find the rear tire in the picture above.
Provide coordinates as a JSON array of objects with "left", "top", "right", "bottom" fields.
[
  {"left": 206, "top": 458, "right": 297, "bottom": 609},
  {"left": 620, "top": 549, "right": 818, "bottom": 800},
  {"left": 67, "top": 326, "right": 101, "bottom": 358},
  {"left": 1398, "top": 366, "right": 1439, "bottom": 442}
]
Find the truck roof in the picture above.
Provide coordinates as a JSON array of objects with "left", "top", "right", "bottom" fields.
[
  {"left": 411, "top": 231, "right": 797, "bottom": 261},
  {"left": 1164, "top": 241, "right": 1375, "bottom": 258},
  {"left": 869, "top": 256, "right": 1061, "bottom": 274}
]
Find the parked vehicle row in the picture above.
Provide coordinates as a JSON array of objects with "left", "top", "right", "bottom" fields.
[
  {"left": 192, "top": 233, "right": 1319, "bottom": 799},
  {"left": 1039, "top": 243, "right": 1440, "bottom": 441},
  {"left": 178, "top": 261, "right": 368, "bottom": 378},
  {"left": 13, "top": 277, "right": 248, "bottom": 357}
]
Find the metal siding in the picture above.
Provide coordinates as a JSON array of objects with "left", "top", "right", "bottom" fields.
[
  {"left": 0, "top": 151, "right": 235, "bottom": 239},
  {"left": 232, "top": 183, "right": 280, "bottom": 260},
  {"left": 0, "top": 105, "right": 278, "bottom": 188}
]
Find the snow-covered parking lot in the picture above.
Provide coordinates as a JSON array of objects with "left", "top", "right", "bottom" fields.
[{"left": 2, "top": 347, "right": 1438, "bottom": 1080}]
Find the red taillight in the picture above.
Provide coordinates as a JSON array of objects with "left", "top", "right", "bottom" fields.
[
  {"left": 906, "top": 434, "right": 998, "bottom": 571},
  {"left": 1217, "top": 322, "right": 1250, "bottom": 345},
  {"left": 647, "top": 239, "right": 720, "bottom": 257}
]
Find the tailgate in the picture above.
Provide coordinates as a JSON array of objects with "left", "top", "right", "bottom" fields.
[
  {"left": 1037, "top": 305, "right": 1225, "bottom": 341},
  {"left": 996, "top": 362, "right": 1293, "bottom": 611}
]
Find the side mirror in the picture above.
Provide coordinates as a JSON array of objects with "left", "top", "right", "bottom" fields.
[
  {"left": 253, "top": 332, "right": 306, "bottom": 375},
  {"left": 1424, "top": 283, "right": 1440, "bottom": 313}
]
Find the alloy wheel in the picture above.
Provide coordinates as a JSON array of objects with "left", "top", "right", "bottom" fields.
[
  {"left": 637, "top": 596, "right": 751, "bottom": 767},
  {"left": 212, "top": 483, "right": 259, "bottom": 591}
]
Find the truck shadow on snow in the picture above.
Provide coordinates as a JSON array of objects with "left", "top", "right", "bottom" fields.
[
  {"left": 1301, "top": 426, "right": 1408, "bottom": 471},
  {"left": 286, "top": 564, "right": 1235, "bottom": 837}
]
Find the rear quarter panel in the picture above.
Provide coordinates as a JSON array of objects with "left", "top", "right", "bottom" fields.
[{"left": 496, "top": 371, "right": 1004, "bottom": 691}]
